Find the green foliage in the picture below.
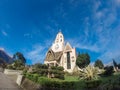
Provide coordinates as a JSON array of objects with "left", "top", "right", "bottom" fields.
[
  {"left": 24, "top": 72, "right": 120, "bottom": 90},
  {"left": 79, "top": 65, "right": 100, "bottom": 81},
  {"left": 24, "top": 73, "right": 40, "bottom": 82},
  {"left": 76, "top": 53, "right": 90, "bottom": 68},
  {"left": 33, "top": 63, "right": 48, "bottom": 69},
  {"left": 23, "top": 69, "right": 27, "bottom": 75},
  {"left": 85, "top": 80, "right": 101, "bottom": 89},
  {"left": 65, "top": 75, "right": 79, "bottom": 81},
  {"left": 31, "top": 64, "right": 64, "bottom": 79},
  {"left": 51, "top": 66, "right": 64, "bottom": 71},
  {"left": 31, "top": 63, "right": 49, "bottom": 76},
  {"left": 26, "top": 75, "right": 77, "bottom": 90},
  {"left": 99, "top": 72, "right": 120, "bottom": 90},
  {"left": 7, "top": 64, "right": 15, "bottom": 69},
  {"left": 6, "top": 60, "right": 25, "bottom": 70},
  {"left": 13, "top": 52, "right": 26, "bottom": 64},
  {"left": 94, "top": 59, "right": 104, "bottom": 69},
  {"left": 50, "top": 66, "right": 64, "bottom": 79},
  {"left": 103, "top": 66, "right": 114, "bottom": 76},
  {"left": 14, "top": 60, "right": 24, "bottom": 67}
]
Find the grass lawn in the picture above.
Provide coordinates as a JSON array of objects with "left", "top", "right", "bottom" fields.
[
  {"left": 64, "top": 72, "right": 120, "bottom": 90},
  {"left": 64, "top": 75, "right": 79, "bottom": 81},
  {"left": 64, "top": 75, "right": 86, "bottom": 90}
]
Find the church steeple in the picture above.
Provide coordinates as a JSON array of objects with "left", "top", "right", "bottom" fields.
[
  {"left": 51, "top": 30, "right": 64, "bottom": 52},
  {"left": 55, "top": 30, "right": 64, "bottom": 44}
]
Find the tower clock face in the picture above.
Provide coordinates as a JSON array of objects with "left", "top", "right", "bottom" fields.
[{"left": 55, "top": 44, "right": 59, "bottom": 50}]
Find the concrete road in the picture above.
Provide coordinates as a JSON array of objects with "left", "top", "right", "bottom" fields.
[{"left": 0, "top": 72, "right": 22, "bottom": 90}]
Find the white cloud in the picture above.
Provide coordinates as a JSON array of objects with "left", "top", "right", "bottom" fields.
[
  {"left": 114, "top": 0, "right": 120, "bottom": 6},
  {"left": 99, "top": 50, "right": 120, "bottom": 64},
  {"left": 75, "top": 43, "right": 99, "bottom": 52},
  {"left": 24, "top": 33, "right": 32, "bottom": 38},
  {"left": 65, "top": 0, "right": 120, "bottom": 64},
  {"left": 66, "top": 38, "right": 99, "bottom": 52},
  {"left": 1, "top": 30, "right": 8, "bottom": 36},
  {"left": 25, "top": 44, "right": 47, "bottom": 64},
  {"left": 24, "top": 37, "right": 53, "bottom": 64},
  {"left": 85, "top": 0, "right": 120, "bottom": 64}
]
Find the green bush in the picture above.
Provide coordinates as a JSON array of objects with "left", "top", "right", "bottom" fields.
[
  {"left": 33, "top": 63, "right": 48, "bottom": 69},
  {"left": 39, "top": 69, "right": 48, "bottom": 76},
  {"left": 24, "top": 73, "right": 40, "bottom": 83},
  {"left": 50, "top": 66, "right": 64, "bottom": 79},
  {"left": 51, "top": 66, "right": 64, "bottom": 71},
  {"left": 7, "top": 65, "right": 14, "bottom": 69},
  {"left": 85, "top": 80, "right": 101, "bottom": 88},
  {"left": 23, "top": 69, "right": 27, "bottom": 75},
  {"left": 25, "top": 73, "right": 85, "bottom": 90},
  {"left": 103, "top": 66, "right": 114, "bottom": 76},
  {"left": 32, "top": 74, "right": 39, "bottom": 82},
  {"left": 37, "top": 77, "right": 75, "bottom": 89}
]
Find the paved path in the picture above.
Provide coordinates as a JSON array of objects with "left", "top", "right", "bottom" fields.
[{"left": 0, "top": 72, "right": 22, "bottom": 90}]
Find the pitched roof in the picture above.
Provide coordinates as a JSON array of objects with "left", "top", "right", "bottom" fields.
[
  {"left": 64, "top": 42, "right": 72, "bottom": 52},
  {"left": 45, "top": 49, "right": 63, "bottom": 61}
]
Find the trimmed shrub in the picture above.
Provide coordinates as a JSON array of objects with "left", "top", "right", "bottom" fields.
[
  {"left": 32, "top": 74, "right": 39, "bottom": 82},
  {"left": 50, "top": 66, "right": 64, "bottom": 80},
  {"left": 37, "top": 77, "right": 76, "bottom": 90},
  {"left": 7, "top": 65, "right": 14, "bottom": 69},
  {"left": 24, "top": 73, "right": 85, "bottom": 90},
  {"left": 85, "top": 80, "right": 101, "bottom": 88}
]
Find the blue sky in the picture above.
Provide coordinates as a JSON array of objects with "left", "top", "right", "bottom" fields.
[{"left": 0, "top": 0, "right": 120, "bottom": 65}]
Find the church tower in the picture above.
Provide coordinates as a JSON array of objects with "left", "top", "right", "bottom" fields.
[
  {"left": 51, "top": 31, "right": 64, "bottom": 52},
  {"left": 44, "top": 30, "right": 77, "bottom": 73}
]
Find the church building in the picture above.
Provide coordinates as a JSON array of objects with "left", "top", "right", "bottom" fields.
[{"left": 44, "top": 31, "right": 77, "bottom": 73}]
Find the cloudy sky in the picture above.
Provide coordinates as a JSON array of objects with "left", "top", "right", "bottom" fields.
[{"left": 0, "top": 0, "right": 120, "bottom": 65}]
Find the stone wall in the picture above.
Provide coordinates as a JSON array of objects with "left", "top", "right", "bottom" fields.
[
  {"left": 4, "top": 69, "right": 22, "bottom": 75},
  {"left": 4, "top": 69, "right": 23, "bottom": 86}
]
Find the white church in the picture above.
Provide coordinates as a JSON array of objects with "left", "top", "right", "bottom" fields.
[{"left": 44, "top": 31, "right": 77, "bottom": 73}]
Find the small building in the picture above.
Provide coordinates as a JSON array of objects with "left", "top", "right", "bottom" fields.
[{"left": 44, "top": 31, "right": 77, "bottom": 73}]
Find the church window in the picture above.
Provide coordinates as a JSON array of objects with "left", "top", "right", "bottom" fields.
[
  {"left": 67, "top": 52, "right": 71, "bottom": 69},
  {"left": 56, "top": 39, "right": 58, "bottom": 43},
  {"left": 72, "top": 60, "right": 74, "bottom": 62}
]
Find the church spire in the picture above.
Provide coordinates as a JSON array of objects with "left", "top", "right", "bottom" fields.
[{"left": 55, "top": 30, "right": 64, "bottom": 44}]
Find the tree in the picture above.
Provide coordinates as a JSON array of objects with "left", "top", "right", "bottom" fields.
[
  {"left": 103, "top": 66, "right": 114, "bottom": 76},
  {"left": 33, "top": 63, "right": 48, "bottom": 69},
  {"left": 94, "top": 59, "right": 104, "bottom": 69},
  {"left": 13, "top": 52, "right": 26, "bottom": 64},
  {"left": 76, "top": 53, "right": 90, "bottom": 68}
]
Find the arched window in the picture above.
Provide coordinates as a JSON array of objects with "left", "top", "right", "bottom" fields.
[{"left": 67, "top": 52, "right": 71, "bottom": 69}]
